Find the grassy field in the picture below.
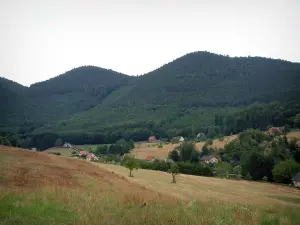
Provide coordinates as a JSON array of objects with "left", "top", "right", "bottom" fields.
[
  {"left": 73, "top": 144, "right": 102, "bottom": 151},
  {"left": 131, "top": 135, "right": 238, "bottom": 160},
  {"left": 1, "top": 146, "right": 300, "bottom": 224},
  {"left": 44, "top": 147, "right": 75, "bottom": 156},
  {"left": 287, "top": 130, "right": 300, "bottom": 140},
  {"left": 95, "top": 164, "right": 300, "bottom": 206}
]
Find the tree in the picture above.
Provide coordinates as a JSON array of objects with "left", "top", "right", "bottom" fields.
[
  {"left": 233, "top": 165, "right": 242, "bottom": 178},
  {"left": 294, "top": 113, "right": 300, "bottom": 128},
  {"left": 54, "top": 138, "right": 63, "bottom": 147},
  {"left": 168, "top": 163, "right": 179, "bottom": 183},
  {"left": 214, "top": 162, "right": 233, "bottom": 177},
  {"left": 242, "top": 151, "right": 274, "bottom": 181},
  {"left": 201, "top": 145, "right": 210, "bottom": 157},
  {"left": 179, "top": 142, "right": 196, "bottom": 162},
  {"left": 123, "top": 155, "right": 139, "bottom": 177},
  {"left": 168, "top": 149, "right": 179, "bottom": 162},
  {"left": 272, "top": 160, "right": 300, "bottom": 184},
  {"left": 95, "top": 145, "right": 108, "bottom": 155}
]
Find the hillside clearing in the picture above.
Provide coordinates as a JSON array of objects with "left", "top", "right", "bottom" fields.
[
  {"left": 1, "top": 146, "right": 300, "bottom": 224},
  {"left": 131, "top": 135, "right": 238, "bottom": 160},
  {"left": 43, "top": 147, "right": 74, "bottom": 156}
]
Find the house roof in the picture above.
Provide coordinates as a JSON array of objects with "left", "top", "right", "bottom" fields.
[
  {"left": 200, "top": 155, "right": 217, "bottom": 161},
  {"left": 148, "top": 136, "right": 156, "bottom": 140},
  {"left": 292, "top": 172, "right": 300, "bottom": 182},
  {"left": 79, "top": 151, "right": 87, "bottom": 155},
  {"left": 296, "top": 140, "right": 300, "bottom": 147},
  {"left": 145, "top": 156, "right": 154, "bottom": 161}
]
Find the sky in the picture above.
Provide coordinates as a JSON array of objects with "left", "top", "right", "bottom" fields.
[{"left": 0, "top": 0, "right": 300, "bottom": 86}]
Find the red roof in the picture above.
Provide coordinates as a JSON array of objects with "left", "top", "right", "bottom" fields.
[
  {"left": 79, "top": 151, "right": 87, "bottom": 155},
  {"left": 296, "top": 140, "right": 300, "bottom": 147},
  {"left": 266, "top": 127, "right": 283, "bottom": 135},
  {"left": 148, "top": 136, "right": 157, "bottom": 141},
  {"left": 145, "top": 156, "right": 154, "bottom": 161}
]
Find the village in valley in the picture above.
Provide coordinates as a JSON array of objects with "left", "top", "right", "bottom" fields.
[{"left": 42, "top": 127, "right": 300, "bottom": 188}]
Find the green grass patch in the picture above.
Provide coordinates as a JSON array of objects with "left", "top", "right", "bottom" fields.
[{"left": 0, "top": 192, "right": 77, "bottom": 225}]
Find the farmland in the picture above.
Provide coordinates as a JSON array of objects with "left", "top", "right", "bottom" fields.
[
  {"left": 1, "top": 146, "right": 300, "bottom": 225},
  {"left": 131, "top": 134, "right": 237, "bottom": 160}
]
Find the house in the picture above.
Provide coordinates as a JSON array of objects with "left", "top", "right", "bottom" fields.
[
  {"left": 196, "top": 133, "right": 206, "bottom": 139},
  {"left": 266, "top": 127, "right": 284, "bottom": 136},
  {"left": 165, "top": 158, "right": 174, "bottom": 163},
  {"left": 63, "top": 142, "right": 72, "bottom": 148},
  {"left": 200, "top": 155, "right": 220, "bottom": 164},
  {"left": 145, "top": 156, "right": 155, "bottom": 162},
  {"left": 31, "top": 148, "right": 37, "bottom": 151},
  {"left": 86, "top": 153, "right": 98, "bottom": 161},
  {"left": 296, "top": 140, "right": 300, "bottom": 148},
  {"left": 292, "top": 172, "right": 300, "bottom": 187},
  {"left": 148, "top": 136, "right": 157, "bottom": 142},
  {"left": 79, "top": 151, "right": 88, "bottom": 156},
  {"left": 171, "top": 136, "right": 184, "bottom": 143}
]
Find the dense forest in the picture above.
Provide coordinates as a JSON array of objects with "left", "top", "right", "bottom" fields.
[{"left": 1, "top": 51, "right": 300, "bottom": 148}]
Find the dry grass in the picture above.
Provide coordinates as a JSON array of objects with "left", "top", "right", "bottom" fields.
[
  {"left": 131, "top": 135, "right": 238, "bottom": 160},
  {"left": 286, "top": 130, "right": 300, "bottom": 140},
  {"left": 132, "top": 143, "right": 178, "bottom": 160},
  {"left": 1, "top": 146, "right": 300, "bottom": 225},
  {"left": 95, "top": 163, "right": 300, "bottom": 207}
]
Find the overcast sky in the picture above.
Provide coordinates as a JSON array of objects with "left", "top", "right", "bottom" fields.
[{"left": 1, "top": 0, "right": 300, "bottom": 86}]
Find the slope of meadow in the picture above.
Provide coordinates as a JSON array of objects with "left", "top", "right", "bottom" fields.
[
  {"left": 131, "top": 135, "right": 238, "bottom": 160},
  {"left": 1, "top": 147, "right": 300, "bottom": 225}
]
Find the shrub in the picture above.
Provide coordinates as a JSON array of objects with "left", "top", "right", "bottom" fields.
[
  {"left": 272, "top": 160, "right": 300, "bottom": 184},
  {"left": 48, "top": 152, "right": 61, "bottom": 156},
  {"left": 158, "top": 143, "right": 163, "bottom": 148}
]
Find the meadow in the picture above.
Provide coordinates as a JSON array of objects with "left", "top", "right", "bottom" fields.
[{"left": 1, "top": 146, "right": 300, "bottom": 225}]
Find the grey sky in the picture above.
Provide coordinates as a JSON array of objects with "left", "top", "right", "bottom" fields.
[{"left": 1, "top": 0, "right": 300, "bottom": 86}]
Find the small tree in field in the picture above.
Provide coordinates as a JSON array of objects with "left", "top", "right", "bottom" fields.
[
  {"left": 168, "top": 163, "right": 179, "bottom": 183},
  {"left": 123, "top": 155, "right": 139, "bottom": 177}
]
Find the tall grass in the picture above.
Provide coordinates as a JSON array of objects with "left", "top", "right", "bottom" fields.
[{"left": 1, "top": 186, "right": 300, "bottom": 225}]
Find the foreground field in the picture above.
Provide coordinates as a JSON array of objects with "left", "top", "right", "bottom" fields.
[{"left": 1, "top": 146, "right": 300, "bottom": 225}]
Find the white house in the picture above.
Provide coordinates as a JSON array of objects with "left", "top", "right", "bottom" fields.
[
  {"left": 200, "top": 155, "right": 220, "bottom": 164},
  {"left": 292, "top": 173, "right": 300, "bottom": 187},
  {"left": 63, "top": 142, "right": 72, "bottom": 148},
  {"left": 179, "top": 137, "right": 185, "bottom": 142}
]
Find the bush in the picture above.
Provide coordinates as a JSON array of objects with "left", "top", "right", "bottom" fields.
[
  {"left": 206, "top": 139, "right": 213, "bottom": 146},
  {"left": 272, "top": 160, "right": 300, "bottom": 184},
  {"left": 158, "top": 143, "right": 163, "bottom": 148},
  {"left": 48, "top": 152, "right": 61, "bottom": 156}
]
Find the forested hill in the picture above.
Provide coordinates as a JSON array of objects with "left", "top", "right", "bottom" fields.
[
  {"left": 0, "top": 66, "right": 134, "bottom": 131},
  {"left": 114, "top": 52, "right": 300, "bottom": 107},
  {"left": 1, "top": 52, "right": 300, "bottom": 145}
]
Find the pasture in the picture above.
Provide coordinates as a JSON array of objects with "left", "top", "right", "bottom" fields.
[{"left": 1, "top": 146, "right": 300, "bottom": 225}]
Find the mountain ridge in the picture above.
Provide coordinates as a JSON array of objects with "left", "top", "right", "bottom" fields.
[{"left": 1, "top": 51, "right": 300, "bottom": 144}]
